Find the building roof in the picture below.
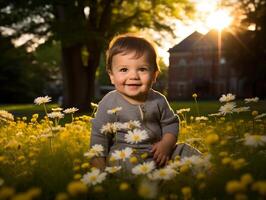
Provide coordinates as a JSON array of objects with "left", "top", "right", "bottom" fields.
[
  {"left": 168, "top": 31, "right": 204, "bottom": 53},
  {"left": 169, "top": 29, "right": 237, "bottom": 53}
]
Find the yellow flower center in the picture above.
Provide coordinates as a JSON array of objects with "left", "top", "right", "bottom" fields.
[{"left": 133, "top": 135, "right": 140, "bottom": 141}]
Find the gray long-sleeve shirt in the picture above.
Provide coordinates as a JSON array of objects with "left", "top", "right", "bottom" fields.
[{"left": 90, "top": 89, "right": 179, "bottom": 157}]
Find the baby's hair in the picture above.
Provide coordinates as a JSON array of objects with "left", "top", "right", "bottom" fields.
[{"left": 106, "top": 33, "right": 160, "bottom": 72}]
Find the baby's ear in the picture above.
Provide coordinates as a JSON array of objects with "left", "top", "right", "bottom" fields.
[
  {"left": 152, "top": 71, "right": 159, "bottom": 83},
  {"left": 108, "top": 70, "right": 115, "bottom": 84}
]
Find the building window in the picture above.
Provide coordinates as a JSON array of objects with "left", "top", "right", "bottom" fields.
[
  {"left": 220, "top": 57, "right": 226, "bottom": 65},
  {"left": 178, "top": 59, "right": 187, "bottom": 67},
  {"left": 177, "top": 83, "right": 186, "bottom": 96},
  {"left": 197, "top": 57, "right": 204, "bottom": 66}
]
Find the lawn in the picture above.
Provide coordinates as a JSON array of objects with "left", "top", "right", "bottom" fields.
[
  {"left": 0, "top": 97, "right": 266, "bottom": 200},
  {"left": 1, "top": 100, "right": 265, "bottom": 119}
]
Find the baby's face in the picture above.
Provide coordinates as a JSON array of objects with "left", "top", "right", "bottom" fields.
[{"left": 108, "top": 51, "right": 157, "bottom": 104}]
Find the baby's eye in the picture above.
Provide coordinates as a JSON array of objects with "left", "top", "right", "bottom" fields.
[
  {"left": 119, "top": 68, "right": 128, "bottom": 72},
  {"left": 139, "top": 67, "right": 149, "bottom": 72}
]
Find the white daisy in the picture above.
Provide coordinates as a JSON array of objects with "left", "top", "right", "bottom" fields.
[
  {"left": 243, "top": 134, "right": 266, "bottom": 147},
  {"left": 107, "top": 107, "right": 122, "bottom": 114},
  {"left": 81, "top": 168, "right": 107, "bottom": 186},
  {"left": 219, "top": 93, "right": 236, "bottom": 102},
  {"left": 208, "top": 113, "right": 222, "bottom": 117},
  {"left": 84, "top": 144, "right": 104, "bottom": 159},
  {"left": 105, "top": 166, "right": 122, "bottom": 173},
  {"left": 125, "top": 129, "right": 149, "bottom": 144},
  {"left": 233, "top": 106, "right": 250, "bottom": 113},
  {"left": 255, "top": 113, "right": 266, "bottom": 120},
  {"left": 165, "top": 160, "right": 180, "bottom": 170},
  {"left": 90, "top": 102, "right": 98, "bottom": 108},
  {"left": 100, "top": 122, "right": 120, "bottom": 134},
  {"left": 176, "top": 108, "right": 191, "bottom": 114},
  {"left": 34, "top": 96, "right": 52, "bottom": 105},
  {"left": 0, "top": 178, "right": 4, "bottom": 186},
  {"left": 219, "top": 102, "right": 236, "bottom": 115},
  {"left": 179, "top": 155, "right": 211, "bottom": 173},
  {"left": 195, "top": 116, "right": 209, "bottom": 121},
  {"left": 0, "top": 110, "right": 14, "bottom": 121},
  {"left": 63, "top": 107, "right": 79, "bottom": 114},
  {"left": 132, "top": 161, "right": 156, "bottom": 175},
  {"left": 47, "top": 112, "right": 64, "bottom": 119},
  {"left": 111, "top": 147, "right": 133, "bottom": 161},
  {"left": 148, "top": 168, "right": 177, "bottom": 180},
  {"left": 138, "top": 178, "right": 158, "bottom": 199},
  {"left": 244, "top": 97, "right": 259, "bottom": 103},
  {"left": 124, "top": 120, "right": 141, "bottom": 130},
  {"left": 52, "top": 107, "right": 63, "bottom": 112}
]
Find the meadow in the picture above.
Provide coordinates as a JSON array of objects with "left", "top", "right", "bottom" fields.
[{"left": 0, "top": 94, "right": 266, "bottom": 200}]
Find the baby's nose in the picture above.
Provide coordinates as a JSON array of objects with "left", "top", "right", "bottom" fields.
[{"left": 129, "top": 70, "right": 139, "bottom": 79}]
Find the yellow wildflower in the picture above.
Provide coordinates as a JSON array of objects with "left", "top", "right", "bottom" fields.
[
  {"left": 180, "top": 164, "right": 190, "bottom": 173},
  {"left": 26, "top": 187, "right": 42, "bottom": 199},
  {"left": 226, "top": 180, "right": 245, "bottom": 194},
  {"left": 11, "top": 193, "right": 31, "bottom": 200},
  {"left": 196, "top": 173, "right": 206, "bottom": 180},
  {"left": 73, "top": 166, "right": 80, "bottom": 172},
  {"left": 81, "top": 163, "right": 90, "bottom": 169},
  {"left": 0, "top": 156, "right": 6, "bottom": 163},
  {"left": 235, "top": 193, "right": 248, "bottom": 200},
  {"left": 252, "top": 111, "right": 258, "bottom": 116},
  {"left": 240, "top": 174, "right": 253, "bottom": 186},
  {"left": 67, "top": 181, "right": 88, "bottom": 196},
  {"left": 73, "top": 174, "right": 82, "bottom": 180},
  {"left": 17, "top": 156, "right": 25, "bottom": 162},
  {"left": 222, "top": 157, "right": 232, "bottom": 165},
  {"left": 0, "top": 186, "right": 15, "bottom": 199},
  {"left": 198, "top": 182, "right": 206, "bottom": 191},
  {"left": 181, "top": 186, "right": 192, "bottom": 199},
  {"left": 232, "top": 158, "right": 246, "bottom": 170},
  {"left": 55, "top": 192, "right": 69, "bottom": 200},
  {"left": 129, "top": 156, "right": 138, "bottom": 164},
  {"left": 93, "top": 185, "right": 104, "bottom": 193},
  {"left": 206, "top": 134, "right": 219, "bottom": 145},
  {"left": 219, "top": 151, "right": 228, "bottom": 157},
  {"left": 73, "top": 159, "right": 81, "bottom": 165},
  {"left": 252, "top": 181, "right": 266, "bottom": 196},
  {"left": 141, "top": 152, "right": 148, "bottom": 159},
  {"left": 119, "top": 182, "right": 129, "bottom": 191}
]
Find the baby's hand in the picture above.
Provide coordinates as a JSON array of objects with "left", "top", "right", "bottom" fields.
[{"left": 151, "top": 141, "right": 172, "bottom": 166}]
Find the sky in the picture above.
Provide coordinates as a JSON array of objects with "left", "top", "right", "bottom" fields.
[{"left": 156, "top": 0, "right": 233, "bottom": 66}]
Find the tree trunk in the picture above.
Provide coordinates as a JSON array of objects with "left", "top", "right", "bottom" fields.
[
  {"left": 61, "top": 44, "right": 90, "bottom": 111},
  {"left": 60, "top": 42, "right": 102, "bottom": 112}
]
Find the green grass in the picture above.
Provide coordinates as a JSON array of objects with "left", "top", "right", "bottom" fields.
[
  {"left": 0, "top": 104, "right": 58, "bottom": 118},
  {"left": 1, "top": 100, "right": 265, "bottom": 120},
  {"left": 170, "top": 100, "right": 266, "bottom": 116}
]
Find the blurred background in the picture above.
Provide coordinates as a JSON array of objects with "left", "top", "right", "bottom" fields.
[{"left": 0, "top": 0, "right": 265, "bottom": 111}]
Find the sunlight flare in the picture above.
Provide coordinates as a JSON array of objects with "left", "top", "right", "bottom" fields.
[{"left": 206, "top": 9, "right": 232, "bottom": 30}]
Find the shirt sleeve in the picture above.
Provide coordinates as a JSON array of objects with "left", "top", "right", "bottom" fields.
[
  {"left": 90, "top": 98, "right": 115, "bottom": 157},
  {"left": 159, "top": 95, "right": 179, "bottom": 137}
]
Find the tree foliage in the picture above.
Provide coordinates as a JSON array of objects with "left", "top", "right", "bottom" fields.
[
  {"left": 0, "top": 0, "right": 194, "bottom": 110},
  {"left": 0, "top": 34, "right": 50, "bottom": 103},
  {"left": 224, "top": 0, "right": 266, "bottom": 97}
]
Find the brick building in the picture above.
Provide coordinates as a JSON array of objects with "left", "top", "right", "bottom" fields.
[{"left": 168, "top": 30, "right": 241, "bottom": 100}]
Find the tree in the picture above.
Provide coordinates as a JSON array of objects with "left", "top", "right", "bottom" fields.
[
  {"left": 224, "top": 0, "right": 266, "bottom": 97},
  {"left": 0, "top": 0, "right": 194, "bottom": 111},
  {"left": 0, "top": 33, "right": 50, "bottom": 103}
]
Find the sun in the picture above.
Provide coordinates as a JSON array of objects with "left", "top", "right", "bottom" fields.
[{"left": 206, "top": 9, "right": 233, "bottom": 30}]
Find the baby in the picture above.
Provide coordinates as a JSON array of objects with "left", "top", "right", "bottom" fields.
[{"left": 90, "top": 33, "right": 200, "bottom": 171}]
